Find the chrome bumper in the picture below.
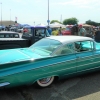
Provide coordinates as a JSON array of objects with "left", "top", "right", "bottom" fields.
[{"left": 0, "top": 82, "right": 10, "bottom": 87}]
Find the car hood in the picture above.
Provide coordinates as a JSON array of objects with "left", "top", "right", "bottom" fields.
[
  {"left": 62, "top": 30, "right": 70, "bottom": 32},
  {"left": 0, "top": 48, "right": 49, "bottom": 64}
]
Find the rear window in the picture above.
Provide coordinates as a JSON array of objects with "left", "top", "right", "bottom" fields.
[
  {"left": 23, "top": 28, "right": 32, "bottom": 35},
  {"left": 34, "top": 28, "right": 46, "bottom": 37}
]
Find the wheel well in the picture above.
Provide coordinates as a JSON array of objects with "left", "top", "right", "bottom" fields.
[
  {"left": 33, "top": 76, "right": 59, "bottom": 85},
  {"left": 54, "top": 76, "right": 59, "bottom": 82}
]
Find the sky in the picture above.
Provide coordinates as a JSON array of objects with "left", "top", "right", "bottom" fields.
[{"left": 0, "top": 0, "right": 100, "bottom": 26}]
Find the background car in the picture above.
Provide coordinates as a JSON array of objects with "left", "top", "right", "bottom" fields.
[
  {"left": 0, "top": 26, "right": 2, "bottom": 31},
  {"left": 61, "top": 25, "right": 73, "bottom": 35},
  {"left": 0, "top": 31, "right": 20, "bottom": 38},
  {"left": 17, "top": 28, "right": 23, "bottom": 33}
]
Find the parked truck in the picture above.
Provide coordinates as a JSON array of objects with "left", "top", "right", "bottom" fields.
[{"left": 0, "top": 25, "right": 50, "bottom": 50}]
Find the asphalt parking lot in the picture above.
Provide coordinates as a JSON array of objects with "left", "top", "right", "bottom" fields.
[{"left": 0, "top": 71, "right": 100, "bottom": 100}]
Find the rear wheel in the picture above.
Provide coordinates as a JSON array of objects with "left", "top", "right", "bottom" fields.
[{"left": 37, "top": 76, "right": 54, "bottom": 87}]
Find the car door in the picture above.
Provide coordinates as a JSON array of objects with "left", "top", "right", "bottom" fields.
[
  {"left": 74, "top": 40, "right": 95, "bottom": 73},
  {"left": 52, "top": 43, "right": 77, "bottom": 77},
  {"left": 92, "top": 42, "right": 100, "bottom": 69}
]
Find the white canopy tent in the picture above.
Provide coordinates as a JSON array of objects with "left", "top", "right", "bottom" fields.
[
  {"left": 49, "top": 22, "right": 66, "bottom": 28},
  {"left": 35, "top": 23, "right": 47, "bottom": 27}
]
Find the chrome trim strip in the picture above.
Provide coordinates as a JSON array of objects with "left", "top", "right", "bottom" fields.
[
  {"left": 0, "top": 82, "right": 10, "bottom": 87},
  {"left": 77, "top": 60, "right": 100, "bottom": 68},
  {"left": 32, "top": 54, "right": 99, "bottom": 70},
  {"left": 33, "top": 65, "right": 100, "bottom": 78},
  {"left": 31, "top": 60, "right": 100, "bottom": 77},
  {"left": 33, "top": 57, "right": 90, "bottom": 70},
  {"left": 1, "top": 53, "right": 100, "bottom": 77},
  {"left": 76, "top": 55, "right": 93, "bottom": 58},
  {"left": 1, "top": 58, "right": 100, "bottom": 79},
  {"left": 41, "top": 60, "right": 100, "bottom": 74},
  {"left": 16, "top": 49, "right": 31, "bottom": 58},
  {"left": 0, "top": 56, "right": 76, "bottom": 65},
  {"left": 31, "top": 66, "right": 77, "bottom": 78},
  {"left": 0, "top": 59, "right": 29, "bottom": 65},
  {"left": 77, "top": 66, "right": 100, "bottom": 73},
  {"left": 38, "top": 58, "right": 76, "bottom": 67}
]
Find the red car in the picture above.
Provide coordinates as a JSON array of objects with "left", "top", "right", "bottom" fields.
[{"left": 61, "top": 25, "right": 73, "bottom": 35}]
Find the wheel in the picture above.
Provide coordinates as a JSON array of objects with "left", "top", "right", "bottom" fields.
[{"left": 37, "top": 76, "right": 54, "bottom": 87}]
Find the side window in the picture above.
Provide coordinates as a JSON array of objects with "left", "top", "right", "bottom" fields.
[
  {"left": 74, "top": 41, "right": 94, "bottom": 52},
  {"left": 14, "top": 34, "right": 19, "bottom": 38},
  {"left": 10, "top": 34, "right": 13, "bottom": 38},
  {"left": 54, "top": 43, "right": 75, "bottom": 56},
  {"left": 35, "top": 29, "right": 45, "bottom": 37},
  {"left": 5, "top": 34, "right": 10, "bottom": 38},
  {"left": 0, "top": 34, "right": 4, "bottom": 38}
]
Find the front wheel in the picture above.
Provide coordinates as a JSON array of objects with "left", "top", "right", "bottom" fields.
[{"left": 37, "top": 76, "right": 54, "bottom": 87}]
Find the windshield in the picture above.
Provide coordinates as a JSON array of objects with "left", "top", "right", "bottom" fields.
[
  {"left": 29, "top": 38, "right": 62, "bottom": 56},
  {"left": 66, "top": 27, "right": 71, "bottom": 31},
  {"left": 95, "top": 42, "right": 100, "bottom": 50}
]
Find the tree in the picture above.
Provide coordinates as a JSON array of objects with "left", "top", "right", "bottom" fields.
[
  {"left": 85, "top": 20, "right": 100, "bottom": 26},
  {"left": 50, "top": 20, "right": 61, "bottom": 24},
  {"left": 63, "top": 17, "right": 79, "bottom": 25},
  {"left": 15, "top": 21, "right": 17, "bottom": 23}
]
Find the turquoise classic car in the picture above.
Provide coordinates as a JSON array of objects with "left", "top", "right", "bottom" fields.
[{"left": 0, "top": 35, "right": 100, "bottom": 88}]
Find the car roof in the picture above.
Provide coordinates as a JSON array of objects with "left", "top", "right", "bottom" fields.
[
  {"left": 0, "top": 31, "right": 18, "bottom": 34},
  {"left": 46, "top": 35, "right": 93, "bottom": 44},
  {"left": 23, "top": 26, "right": 47, "bottom": 28}
]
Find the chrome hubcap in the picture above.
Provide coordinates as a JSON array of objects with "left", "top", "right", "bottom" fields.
[{"left": 39, "top": 77, "right": 51, "bottom": 84}]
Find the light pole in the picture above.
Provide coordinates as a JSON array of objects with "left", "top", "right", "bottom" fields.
[
  {"left": 60, "top": 14, "right": 62, "bottom": 23},
  {"left": 0, "top": 3, "right": 2, "bottom": 26},
  {"left": 47, "top": 0, "right": 50, "bottom": 26},
  {"left": 34, "top": 21, "right": 35, "bottom": 26},
  {"left": 10, "top": 9, "right": 11, "bottom": 25}
]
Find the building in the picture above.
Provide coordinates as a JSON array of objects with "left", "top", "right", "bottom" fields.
[{"left": 0, "top": 20, "right": 18, "bottom": 26}]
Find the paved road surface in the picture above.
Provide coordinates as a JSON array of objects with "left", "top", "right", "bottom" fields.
[{"left": 0, "top": 71, "right": 100, "bottom": 100}]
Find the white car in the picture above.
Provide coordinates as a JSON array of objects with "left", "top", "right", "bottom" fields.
[{"left": 17, "top": 28, "right": 23, "bottom": 33}]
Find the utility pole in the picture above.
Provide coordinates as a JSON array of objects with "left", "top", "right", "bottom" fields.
[
  {"left": 47, "top": 0, "right": 50, "bottom": 26},
  {"left": 60, "top": 14, "right": 62, "bottom": 23},
  {"left": 0, "top": 3, "right": 2, "bottom": 26},
  {"left": 10, "top": 9, "right": 11, "bottom": 25}
]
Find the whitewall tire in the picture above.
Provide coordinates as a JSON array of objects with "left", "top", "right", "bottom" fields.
[{"left": 37, "top": 76, "right": 54, "bottom": 87}]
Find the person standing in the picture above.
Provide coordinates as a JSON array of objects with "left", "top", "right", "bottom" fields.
[
  {"left": 71, "top": 24, "right": 79, "bottom": 35},
  {"left": 47, "top": 26, "right": 52, "bottom": 35},
  {"left": 71, "top": 25, "right": 75, "bottom": 35},
  {"left": 94, "top": 27, "right": 100, "bottom": 42},
  {"left": 58, "top": 27, "right": 62, "bottom": 35},
  {"left": 74, "top": 24, "right": 79, "bottom": 35},
  {"left": 78, "top": 25, "right": 86, "bottom": 36}
]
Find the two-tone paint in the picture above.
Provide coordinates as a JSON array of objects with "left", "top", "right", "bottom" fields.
[{"left": 0, "top": 36, "right": 100, "bottom": 88}]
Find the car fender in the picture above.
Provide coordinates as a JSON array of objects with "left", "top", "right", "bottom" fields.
[{"left": 33, "top": 75, "right": 59, "bottom": 84}]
